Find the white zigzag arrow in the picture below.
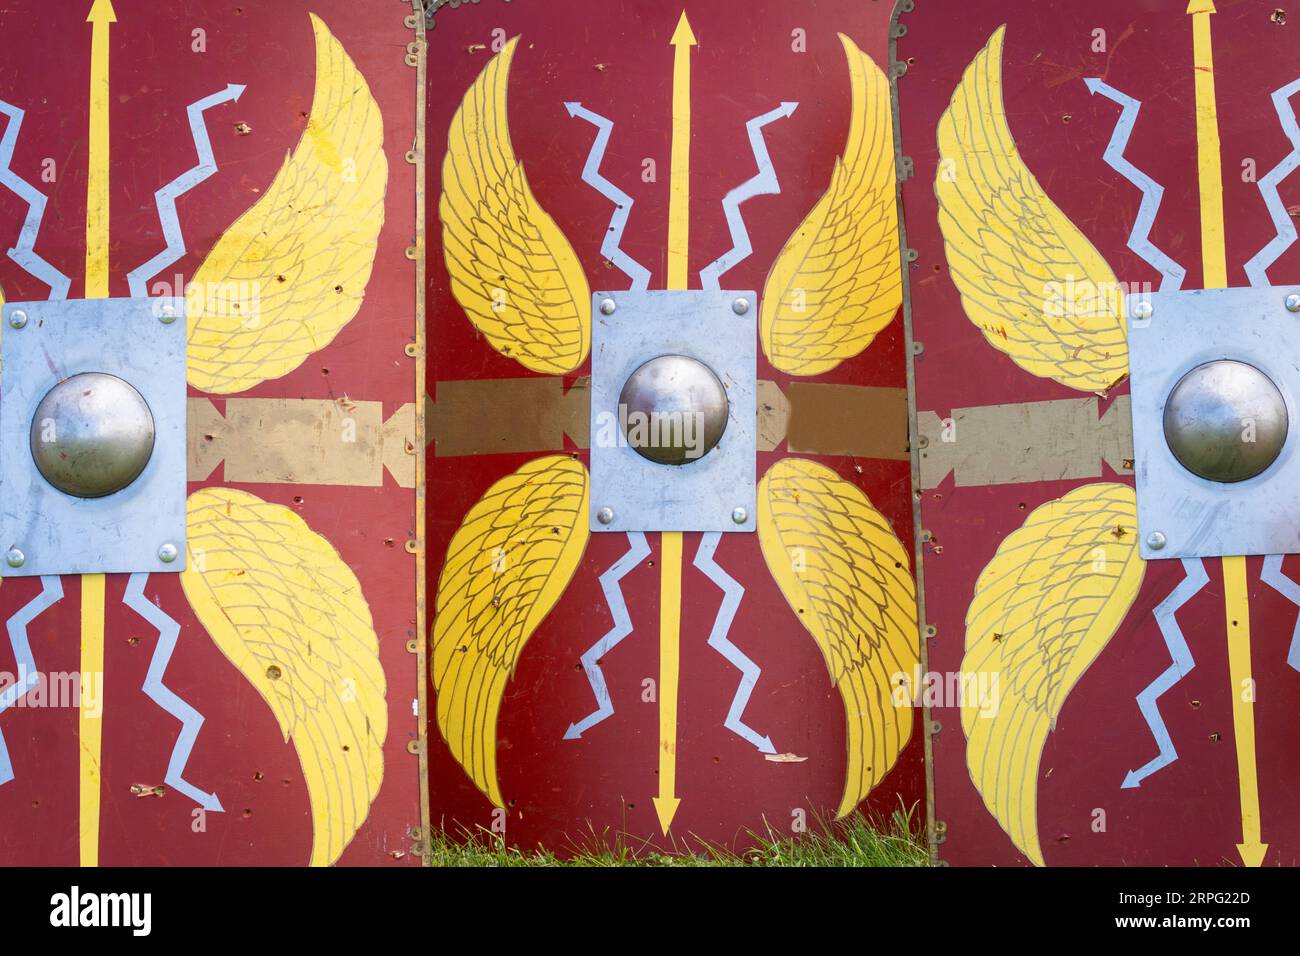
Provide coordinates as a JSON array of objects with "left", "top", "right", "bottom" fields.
[{"left": 127, "top": 83, "right": 244, "bottom": 297}]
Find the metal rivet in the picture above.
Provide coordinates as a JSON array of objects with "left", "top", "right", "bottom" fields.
[
  {"left": 732, "top": 297, "right": 750, "bottom": 315},
  {"left": 1286, "top": 293, "right": 1300, "bottom": 313},
  {"left": 1132, "top": 300, "right": 1154, "bottom": 320},
  {"left": 9, "top": 309, "right": 27, "bottom": 329},
  {"left": 1146, "top": 531, "right": 1167, "bottom": 551},
  {"left": 5, "top": 548, "right": 24, "bottom": 569},
  {"left": 596, "top": 507, "right": 615, "bottom": 525},
  {"left": 731, "top": 507, "right": 748, "bottom": 525},
  {"left": 159, "top": 303, "right": 177, "bottom": 324},
  {"left": 158, "top": 543, "right": 179, "bottom": 563},
  {"left": 599, "top": 298, "right": 616, "bottom": 316}
]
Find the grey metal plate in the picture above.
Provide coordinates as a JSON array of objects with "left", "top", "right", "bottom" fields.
[
  {"left": 589, "top": 289, "right": 756, "bottom": 532},
  {"left": 0, "top": 297, "right": 187, "bottom": 576},
  {"left": 1127, "top": 286, "right": 1300, "bottom": 559}
]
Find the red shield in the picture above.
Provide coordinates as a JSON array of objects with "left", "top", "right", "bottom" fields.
[
  {"left": 427, "top": 0, "right": 922, "bottom": 849},
  {"left": 0, "top": 1, "right": 421, "bottom": 865},
  {"left": 898, "top": 0, "right": 1300, "bottom": 865}
]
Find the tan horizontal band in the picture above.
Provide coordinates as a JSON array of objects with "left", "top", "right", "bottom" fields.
[
  {"left": 427, "top": 377, "right": 909, "bottom": 461},
  {"left": 917, "top": 396, "right": 1134, "bottom": 489},
  {"left": 189, "top": 397, "right": 416, "bottom": 488}
]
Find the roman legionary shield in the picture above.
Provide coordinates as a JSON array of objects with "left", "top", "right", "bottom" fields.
[
  {"left": 0, "top": 2, "right": 422, "bottom": 865},
  {"left": 427, "top": 0, "right": 922, "bottom": 849},
  {"left": 896, "top": 0, "right": 1300, "bottom": 865}
]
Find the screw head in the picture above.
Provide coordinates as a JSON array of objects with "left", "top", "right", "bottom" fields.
[
  {"left": 732, "top": 297, "right": 750, "bottom": 315},
  {"left": 1286, "top": 293, "right": 1300, "bottom": 313},
  {"left": 8, "top": 309, "right": 27, "bottom": 329},
  {"left": 599, "top": 298, "right": 617, "bottom": 316},
  {"left": 158, "top": 303, "right": 178, "bottom": 324},
  {"left": 1132, "top": 300, "right": 1154, "bottom": 321},
  {"left": 5, "top": 548, "right": 24, "bottom": 569},
  {"left": 1146, "top": 531, "right": 1167, "bottom": 551},
  {"left": 731, "top": 507, "right": 748, "bottom": 525},
  {"left": 596, "top": 506, "right": 615, "bottom": 525},
  {"left": 158, "top": 543, "right": 179, "bottom": 563}
]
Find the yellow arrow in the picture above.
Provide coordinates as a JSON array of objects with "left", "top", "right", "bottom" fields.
[
  {"left": 666, "top": 11, "right": 695, "bottom": 291},
  {"left": 653, "top": 531, "right": 683, "bottom": 833},
  {"left": 1187, "top": 0, "right": 1267, "bottom": 866},
  {"left": 86, "top": 0, "right": 115, "bottom": 298},
  {"left": 1188, "top": 0, "right": 1225, "bottom": 289},
  {"left": 80, "top": 0, "right": 117, "bottom": 869},
  {"left": 653, "top": 11, "right": 695, "bottom": 835},
  {"left": 1223, "top": 560, "right": 1267, "bottom": 866}
]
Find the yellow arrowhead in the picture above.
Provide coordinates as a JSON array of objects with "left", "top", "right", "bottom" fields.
[
  {"left": 653, "top": 796, "right": 681, "bottom": 835},
  {"left": 670, "top": 11, "right": 696, "bottom": 46},
  {"left": 1236, "top": 842, "right": 1268, "bottom": 867},
  {"left": 1186, "top": 0, "right": 1216, "bottom": 14},
  {"left": 87, "top": 0, "right": 117, "bottom": 23}
]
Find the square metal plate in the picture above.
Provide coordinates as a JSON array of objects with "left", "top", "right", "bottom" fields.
[
  {"left": 1127, "top": 286, "right": 1300, "bottom": 560},
  {"left": 589, "top": 289, "right": 756, "bottom": 532},
  {"left": 0, "top": 297, "right": 187, "bottom": 576}
]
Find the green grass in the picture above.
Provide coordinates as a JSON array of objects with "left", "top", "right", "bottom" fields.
[{"left": 424, "top": 805, "right": 930, "bottom": 867}]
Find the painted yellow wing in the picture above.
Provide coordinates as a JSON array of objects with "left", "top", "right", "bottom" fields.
[
  {"left": 936, "top": 26, "right": 1127, "bottom": 392},
  {"left": 186, "top": 13, "right": 387, "bottom": 394},
  {"left": 440, "top": 37, "right": 590, "bottom": 375},
  {"left": 433, "top": 455, "right": 589, "bottom": 805},
  {"left": 761, "top": 35, "right": 901, "bottom": 376},
  {"left": 961, "top": 482, "right": 1145, "bottom": 865},
  {"left": 757, "top": 457, "right": 918, "bottom": 817},
  {"left": 180, "top": 488, "right": 386, "bottom": 867}
]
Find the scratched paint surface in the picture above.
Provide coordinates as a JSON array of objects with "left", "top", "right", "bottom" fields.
[
  {"left": 900, "top": 0, "right": 1300, "bottom": 865},
  {"left": 426, "top": 0, "right": 922, "bottom": 851},
  {"left": 0, "top": 2, "right": 419, "bottom": 865}
]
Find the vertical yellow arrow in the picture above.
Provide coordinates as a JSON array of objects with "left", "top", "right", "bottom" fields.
[
  {"left": 1189, "top": 0, "right": 1226, "bottom": 290},
  {"left": 1187, "top": 0, "right": 1267, "bottom": 867},
  {"left": 80, "top": 0, "right": 117, "bottom": 868},
  {"left": 666, "top": 12, "right": 695, "bottom": 291},
  {"left": 653, "top": 11, "right": 695, "bottom": 836},
  {"left": 86, "top": 0, "right": 114, "bottom": 297}
]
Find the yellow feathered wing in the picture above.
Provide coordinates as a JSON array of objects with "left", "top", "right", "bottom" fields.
[
  {"left": 761, "top": 35, "right": 901, "bottom": 376},
  {"left": 936, "top": 26, "right": 1127, "bottom": 392},
  {"left": 962, "top": 483, "right": 1145, "bottom": 865},
  {"left": 433, "top": 456, "right": 589, "bottom": 805},
  {"left": 758, "top": 458, "right": 918, "bottom": 816},
  {"left": 180, "top": 488, "right": 387, "bottom": 867},
  {"left": 440, "top": 37, "right": 591, "bottom": 375},
  {"left": 186, "top": 13, "right": 387, "bottom": 394}
]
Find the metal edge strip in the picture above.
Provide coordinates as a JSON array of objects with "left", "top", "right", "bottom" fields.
[
  {"left": 887, "top": 0, "right": 940, "bottom": 867},
  {"left": 408, "top": 0, "right": 432, "bottom": 864}
]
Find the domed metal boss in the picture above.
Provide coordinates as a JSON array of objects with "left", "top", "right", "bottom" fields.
[
  {"left": 618, "top": 354, "right": 728, "bottom": 465},
  {"left": 29, "top": 372, "right": 156, "bottom": 498},
  {"left": 1162, "top": 359, "right": 1288, "bottom": 483}
]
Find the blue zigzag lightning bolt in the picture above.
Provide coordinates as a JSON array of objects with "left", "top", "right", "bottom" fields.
[
  {"left": 127, "top": 84, "right": 245, "bottom": 298},
  {"left": 565, "top": 532, "right": 650, "bottom": 739},
  {"left": 1084, "top": 79, "right": 1186, "bottom": 291},
  {"left": 124, "top": 573, "right": 223, "bottom": 811},
  {"left": 0, "top": 100, "right": 72, "bottom": 299},
  {"left": 1244, "top": 77, "right": 1300, "bottom": 287},
  {"left": 693, "top": 533, "right": 774, "bottom": 754},
  {"left": 564, "top": 102, "right": 651, "bottom": 291},
  {"left": 1122, "top": 558, "right": 1207, "bottom": 789},
  {"left": 1259, "top": 555, "right": 1300, "bottom": 673},
  {"left": 700, "top": 102, "right": 798, "bottom": 290},
  {"left": 0, "top": 577, "right": 63, "bottom": 786}
]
